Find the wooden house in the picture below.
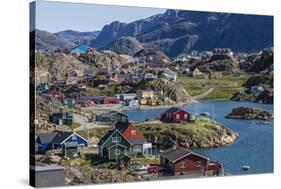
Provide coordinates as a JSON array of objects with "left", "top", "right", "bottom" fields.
[
  {"left": 137, "top": 90, "right": 155, "bottom": 99},
  {"left": 96, "top": 111, "right": 128, "bottom": 123},
  {"left": 36, "top": 131, "right": 88, "bottom": 154},
  {"left": 49, "top": 110, "right": 73, "bottom": 126},
  {"left": 160, "top": 146, "right": 209, "bottom": 176},
  {"left": 160, "top": 107, "right": 192, "bottom": 123},
  {"left": 98, "top": 122, "right": 151, "bottom": 161}
]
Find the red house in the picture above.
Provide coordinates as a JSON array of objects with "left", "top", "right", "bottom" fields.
[
  {"left": 115, "top": 122, "right": 145, "bottom": 156},
  {"left": 103, "top": 97, "right": 120, "bottom": 104},
  {"left": 46, "top": 90, "right": 65, "bottom": 100},
  {"left": 77, "top": 97, "right": 94, "bottom": 107},
  {"left": 160, "top": 146, "right": 209, "bottom": 176},
  {"left": 115, "top": 122, "right": 144, "bottom": 141},
  {"left": 160, "top": 107, "right": 191, "bottom": 123}
]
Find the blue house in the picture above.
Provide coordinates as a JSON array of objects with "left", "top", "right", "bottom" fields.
[
  {"left": 71, "top": 45, "right": 91, "bottom": 54},
  {"left": 36, "top": 130, "right": 88, "bottom": 154},
  {"left": 125, "top": 100, "right": 139, "bottom": 107}
]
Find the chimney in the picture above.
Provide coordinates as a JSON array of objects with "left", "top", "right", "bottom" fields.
[{"left": 172, "top": 143, "right": 177, "bottom": 150}]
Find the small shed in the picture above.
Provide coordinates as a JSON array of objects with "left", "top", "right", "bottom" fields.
[
  {"left": 118, "top": 154, "right": 131, "bottom": 169},
  {"left": 63, "top": 141, "right": 79, "bottom": 157}
]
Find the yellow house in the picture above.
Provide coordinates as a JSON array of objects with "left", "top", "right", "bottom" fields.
[{"left": 137, "top": 90, "right": 154, "bottom": 99}]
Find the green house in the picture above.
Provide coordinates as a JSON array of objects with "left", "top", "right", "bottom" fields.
[
  {"left": 97, "top": 111, "right": 128, "bottom": 124},
  {"left": 98, "top": 129, "right": 132, "bottom": 160},
  {"left": 63, "top": 141, "right": 78, "bottom": 157}
]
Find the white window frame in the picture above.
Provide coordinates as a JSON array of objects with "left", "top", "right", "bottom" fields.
[
  {"left": 184, "top": 114, "right": 188, "bottom": 119},
  {"left": 112, "top": 136, "right": 121, "bottom": 143},
  {"left": 180, "top": 161, "right": 186, "bottom": 168},
  {"left": 133, "top": 145, "right": 141, "bottom": 152},
  {"left": 196, "top": 161, "right": 201, "bottom": 167},
  {"left": 176, "top": 114, "right": 180, "bottom": 120},
  {"left": 131, "top": 130, "right": 136, "bottom": 135},
  {"left": 115, "top": 149, "right": 120, "bottom": 155}
]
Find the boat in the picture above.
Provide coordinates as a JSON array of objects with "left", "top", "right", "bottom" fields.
[
  {"left": 200, "top": 112, "right": 210, "bottom": 116},
  {"left": 241, "top": 165, "right": 250, "bottom": 171}
]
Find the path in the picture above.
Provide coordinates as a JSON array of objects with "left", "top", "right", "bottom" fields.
[{"left": 193, "top": 88, "right": 214, "bottom": 100}]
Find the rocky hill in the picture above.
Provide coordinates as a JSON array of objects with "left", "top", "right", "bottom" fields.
[
  {"left": 78, "top": 51, "right": 133, "bottom": 69},
  {"left": 133, "top": 48, "right": 172, "bottom": 65},
  {"left": 102, "top": 37, "right": 144, "bottom": 56},
  {"left": 91, "top": 10, "right": 273, "bottom": 57},
  {"left": 193, "top": 57, "right": 238, "bottom": 73},
  {"left": 35, "top": 53, "right": 91, "bottom": 83},
  {"left": 55, "top": 30, "right": 100, "bottom": 46},
  {"left": 34, "top": 29, "right": 75, "bottom": 52},
  {"left": 132, "top": 78, "right": 193, "bottom": 103},
  {"left": 226, "top": 106, "right": 272, "bottom": 120},
  {"left": 239, "top": 48, "right": 273, "bottom": 72}
]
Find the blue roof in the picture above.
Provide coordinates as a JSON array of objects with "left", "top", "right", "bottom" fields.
[{"left": 71, "top": 44, "right": 90, "bottom": 54}]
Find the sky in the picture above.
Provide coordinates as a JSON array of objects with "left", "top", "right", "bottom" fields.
[{"left": 35, "top": 1, "right": 166, "bottom": 33}]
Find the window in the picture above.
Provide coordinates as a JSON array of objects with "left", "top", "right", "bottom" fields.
[
  {"left": 131, "top": 130, "right": 136, "bottom": 135},
  {"left": 176, "top": 114, "right": 180, "bottom": 119},
  {"left": 196, "top": 161, "right": 201, "bottom": 167},
  {"left": 112, "top": 136, "right": 121, "bottom": 143},
  {"left": 133, "top": 145, "right": 141, "bottom": 152},
  {"left": 180, "top": 161, "right": 186, "bottom": 168},
  {"left": 115, "top": 149, "right": 120, "bottom": 155},
  {"left": 72, "top": 135, "right": 77, "bottom": 140},
  {"left": 184, "top": 114, "right": 188, "bottom": 119}
]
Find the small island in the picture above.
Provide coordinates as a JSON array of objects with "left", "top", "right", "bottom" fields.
[{"left": 226, "top": 106, "right": 272, "bottom": 120}]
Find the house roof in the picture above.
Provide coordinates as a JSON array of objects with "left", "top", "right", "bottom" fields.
[
  {"left": 51, "top": 131, "right": 73, "bottom": 144},
  {"left": 64, "top": 141, "right": 78, "bottom": 147},
  {"left": 71, "top": 45, "right": 90, "bottom": 54},
  {"left": 161, "top": 147, "right": 209, "bottom": 162},
  {"left": 164, "top": 107, "right": 187, "bottom": 114},
  {"left": 128, "top": 138, "right": 145, "bottom": 145},
  {"left": 115, "top": 122, "right": 131, "bottom": 133},
  {"left": 161, "top": 147, "right": 192, "bottom": 162},
  {"left": 97, "top": 129, "right": 115, "bottom": 146},
  {"left": 37, "top": 132, "right": 58, "bottom": 144}
]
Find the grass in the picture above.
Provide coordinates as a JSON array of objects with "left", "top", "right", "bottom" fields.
[
  {"left": 137, "top": 118, "right": 218, "bottom": 139},
  {"left": 77, "top": 127, "right": 111, "bottom": 139},
  {"left": 177, "top": 73, "right": 252, "bottom": 99}
]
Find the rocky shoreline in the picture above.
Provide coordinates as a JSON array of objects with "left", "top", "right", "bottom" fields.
[{"left": 226, "top": 106, "right": 272, "bottom": 120}]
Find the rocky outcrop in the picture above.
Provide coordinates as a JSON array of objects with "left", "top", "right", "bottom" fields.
[
  {"left": 103, "top": 37, "right": 144, "bottom": 56},
  {"left": 239, "top": 48, "right": 273, "bottom": 73},
  {"left": 133, "top": 48, "right": 172, "bottom": 65},
  {"left": 34, "top": 29, "right": 75, "bottom": 52},
  {"left": 133, "top": 78, "right": 193, "bottom": 103},
  {"left": 226, "top": 106, "right": 272, "bottom": 120}
]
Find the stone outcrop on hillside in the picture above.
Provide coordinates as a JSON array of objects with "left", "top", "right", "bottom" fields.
[
  {"left": 226, "top": 106, "right": 272, "bottom": 120},
  {"left": 133, "top": 78, "right": 193, "bottom": 103}
]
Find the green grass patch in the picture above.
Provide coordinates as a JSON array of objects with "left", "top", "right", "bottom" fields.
[{"left": 177, "top": 73, "right": 252, "bottom": 99}]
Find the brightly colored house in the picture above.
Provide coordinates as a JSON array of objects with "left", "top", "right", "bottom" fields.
[
  {"left": 160, "top": 107, "right": 192, "bottom": 123},
  {"left": 36, "top": 131, "right": 88, "bottom": 154},
  {"left": 98, "top": 122, "right": 151, "bottom": 161}
]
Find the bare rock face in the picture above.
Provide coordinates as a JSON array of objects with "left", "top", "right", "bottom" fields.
[
  {"left": 226, "top": 106, "right": 272, "bottom": 120},
  {"left": 135, "top": 78, "right": 193, "bottom": 103}
]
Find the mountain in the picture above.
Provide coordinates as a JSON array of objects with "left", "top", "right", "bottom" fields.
[
  {"left": 103, "top": 36, "right": 144, "bottom": 55},
  {"left": 90, "top": 10, "right": 273, "bottom": 57},
  {"left": 34, "top": 29, "right": 75, "bottom": 52},
  {"left": 55, "top": 30, "right": 100, "bottom": 46}
]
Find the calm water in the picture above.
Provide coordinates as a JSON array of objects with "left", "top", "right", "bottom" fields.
[{"left": 123, "top": 100, "right": 273, "bottom": 175}]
